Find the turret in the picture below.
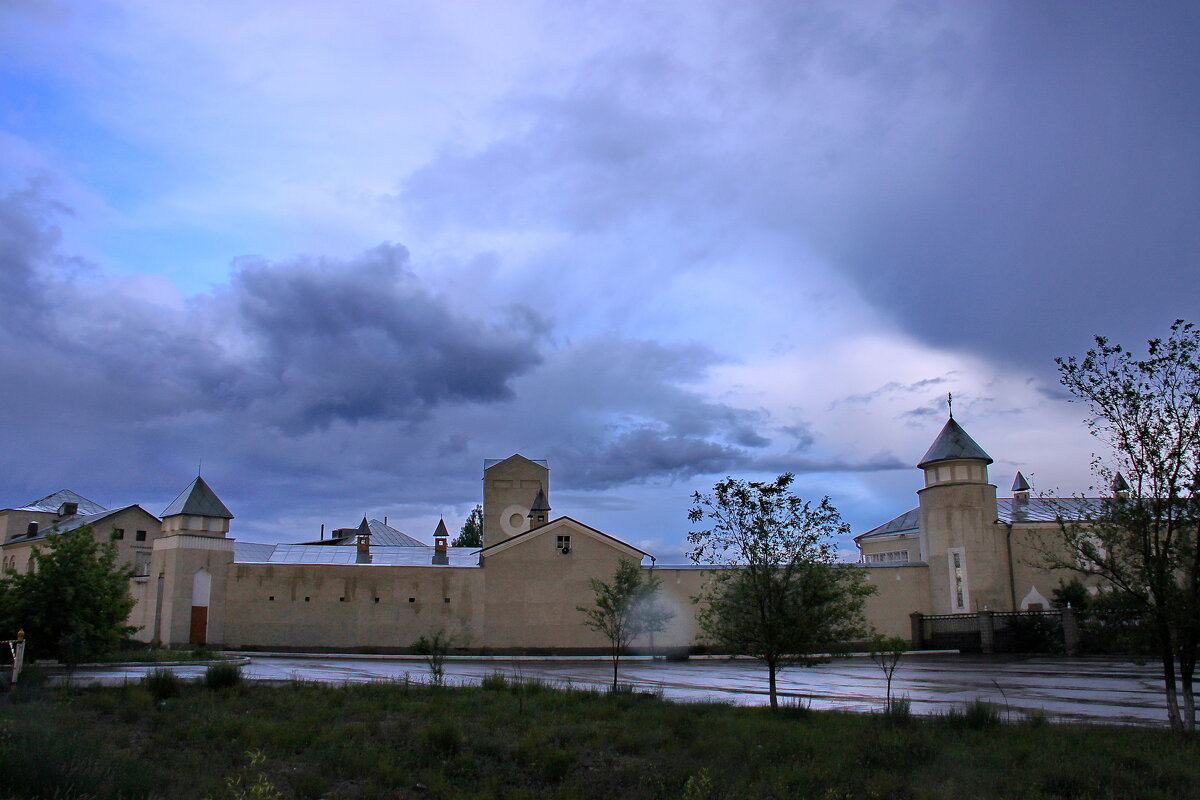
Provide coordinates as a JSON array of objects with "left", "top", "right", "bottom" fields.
[
  {"left": 916, "top": 414, "right": 1000, "bottom": 613},
  {"left": 527, "top": 488, "right": 551, "bottom": 529},
  {"left": 160, "top": 476, "right": 234, "bottom": 537}
]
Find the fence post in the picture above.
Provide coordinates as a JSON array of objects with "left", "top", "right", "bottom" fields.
[
  {"left": 910, "top": 612, "right": 924, "bottom": 649},
  {"left": 978, "top": 610, "right": 995, "bottom": 654},
  {"left": 1061, "top": 607, "right": 1080, "bottom": 656}
]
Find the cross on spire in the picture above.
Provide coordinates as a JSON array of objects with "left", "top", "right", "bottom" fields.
[{"left": 947, "top": 392, "right": 954, "bottom": 419}]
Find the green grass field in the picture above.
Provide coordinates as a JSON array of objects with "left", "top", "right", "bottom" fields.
[{"left": 2, "top": 672, "right": 1197, "bottom": 800}]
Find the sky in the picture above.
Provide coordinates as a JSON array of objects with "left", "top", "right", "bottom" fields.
[{"left": 2, "top": 0, "right": 1198, "bottom": 563}]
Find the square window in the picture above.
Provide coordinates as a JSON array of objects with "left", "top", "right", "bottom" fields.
[
  {"left": 443, "top": 597, "right": 450, "bottom": 604},
  {"left": 556, "top": 534, "right": 571, "bottom": 553},
  {"left": 408, "top": 597, "right": 416, "bottom": 603},
  {"left": 374, "top": 597, "right": 380, "bottom": 604},
  {"left": 135, "top": 530, "right": 147, "bottom": 542},
  {"left": 305, "top": 596, "right": 311, "bottom": 602},
  {"left": 268, "top": 596, "right": 275, "bottom": 601},
  {"left": 112, "top": 528, "right": 124, "bottom": 540},
  {"left": 339, "top": 597, "right": 346, "bottom": 602}
]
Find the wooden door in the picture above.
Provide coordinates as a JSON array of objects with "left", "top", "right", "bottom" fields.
[{"left": 189, "top": 606, "right": 208, "bottom": 645}]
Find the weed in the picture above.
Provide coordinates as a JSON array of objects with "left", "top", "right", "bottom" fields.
[
  {"left": 144, "top": 667, "right": 183, "bottom": 701},
  {"left": 943, "top": 698, "right": 1002, "bottom": 729},
  {"left": 682, "top": 767, "right": 715, "bottom": 800},
  {"left": 412, "top": 630, "right": 450, "bottom": 687},
  {"left": 205, "top": 662, "right": 242, "bottom": 690},
  {"left": 481, "top": 671, "right": 508, "bottom": 691}
]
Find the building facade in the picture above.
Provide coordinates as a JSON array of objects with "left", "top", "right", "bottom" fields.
[{"left": 1, "top": 419, "right": 1101, "bottom": 652}]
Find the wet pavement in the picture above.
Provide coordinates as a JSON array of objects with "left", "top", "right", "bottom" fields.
[{"left": 59, "top": 653, "right": 1173, "bottom": 727}]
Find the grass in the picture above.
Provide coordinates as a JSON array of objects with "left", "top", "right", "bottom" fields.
[
  {"left": 2, "top": 679, "right": 1199, "bottom": 799},
  {"left": 89, "top": 643, "right": 235, "bottom": 663}
]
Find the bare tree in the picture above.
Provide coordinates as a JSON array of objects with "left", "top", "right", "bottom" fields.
[{"left": 1050, "top": 319, "right": 1200, "bottom": 732}]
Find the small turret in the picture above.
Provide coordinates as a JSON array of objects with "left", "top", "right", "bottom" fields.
[
  {"left": 527, "top": 488, "right": 551, "bottom": 529},
  {"left": 432, "top": 519, "right": 449, "bottom": 565},
  {"left": 1012, "top": 472, "right": 1031, "bottom": 500},
  {"left": 1112, "top": 472, "right": 1130, "bottom": 501},
  {"left": 356, "top": 517, "right": 372, "bottom": 563}
]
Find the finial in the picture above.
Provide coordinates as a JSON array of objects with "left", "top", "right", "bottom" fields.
[
  {"left": 947, "top": 392, "right": 954, "bottom": 419},
  {"left": 198, "top": 457, "right": 202, "bottom": 477}
]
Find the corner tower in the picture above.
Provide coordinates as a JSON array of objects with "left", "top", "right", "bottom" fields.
[
  {"left": 482, "top": 455, "right": 549, "bottom": 549},
  {"left": 916, "top": 415, "right": 1000, "bottom": 613},
  {"left": 160, "top": 476, "right": 234, "bottom": 537}
]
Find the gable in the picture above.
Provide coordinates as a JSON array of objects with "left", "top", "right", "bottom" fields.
[{"left": 478, "top": 516, "right": 648, "bottom": 561}]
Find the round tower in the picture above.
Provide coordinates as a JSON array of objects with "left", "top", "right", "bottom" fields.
[{"left": 916, "top": 414, "right": 1000, "bottom": 613}]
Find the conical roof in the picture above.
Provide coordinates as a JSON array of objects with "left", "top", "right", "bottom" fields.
[
  {"left": 1112, "top": 472, "right": 1130, "bottom": 493},
  {"left": 1012, "top": 472, "right": 1031, "bottom": 492},
  {"left": 917, "top": 417, "right": 993, "bottom": 469},
  {"left": 433, "top": 518, "right": 449, "bottom": 538},
  {"left": 161, "top": 476, "right": 234, "bottom": 519},
  {"left": 528, "top": 487, "right": 551, "bottom": 513}
]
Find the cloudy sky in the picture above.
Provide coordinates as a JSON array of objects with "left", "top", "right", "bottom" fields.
[{"left": 2, "top": 1, "right": 1197, "bottom": 562}]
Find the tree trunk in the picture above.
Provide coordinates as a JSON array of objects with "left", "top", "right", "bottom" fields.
[
  {"left": 1160, "top": 639, "right": 1183, "bottom": 732},
  {"left": 1180, "top": 654, "right": 1196, "bottom": 733},
  {"left": 612, "top": 648, "right": 620, "bottom": 692},
  {"left": 768, "top": 658, "right": 778, "bottom": 710}
]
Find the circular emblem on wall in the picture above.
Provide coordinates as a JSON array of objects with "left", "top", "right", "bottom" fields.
[{"left": 499, "top": 504, "right": 530, "bottom": 538}]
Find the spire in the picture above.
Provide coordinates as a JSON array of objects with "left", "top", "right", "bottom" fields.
[
  {"left": 358, "top": 516, "right": 371, "bottom": 535},
  {"left": 1012, "top": 472, "right": 1031, "bottom": 492},
  {"left": 1112, "top": 472, "right": 1130, "bottom": 499},
  {"left": 161, "top": 475, "right": 234, "bottom": 519},
  {"left": 433, "top": 518, "right": 450, "bottom": 538},
  {"left": 528, "top": 488, "right": 551, "bottom": 514},
  {"left": 917, "top": 416, "right": 993, "bottom": 469}
]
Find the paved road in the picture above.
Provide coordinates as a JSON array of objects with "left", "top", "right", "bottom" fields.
[{"left": 60, "top": 653, "right": 1172, "bottom": 727}]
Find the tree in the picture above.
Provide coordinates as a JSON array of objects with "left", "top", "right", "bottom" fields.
[
  {"left": 578, "top": 558, "right": 674, "bottom": 691},
  {"left": 688, "top": 474, "right": 873, "bottom": 709},
  {"left": 868, "top": 634, "right": 908, "bottom": 714},
  {"left": 1050, "top": 319, "right": 1200, "bottom": 732},
  {"left": 452, "top": 504, "right": 483, "bottom": 548},
  {"left": 0, "top": 525, "right": 136, "bottom": 663}
]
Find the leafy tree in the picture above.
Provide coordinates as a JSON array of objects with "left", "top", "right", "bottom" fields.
[
  {"left": 688, "top": 474, "right": 873, "bottom": 709},
  {"left": 0, "top": 525, "right": 136, "bottom": 662},
  {"left": 1049, "top": 319, "right": 1200, "bottom": 732},
  {"left": 578, "top": 558, "right": 674, "bottom": 691},
  {"left": 452, "top": 504, "right": 483, "bottom": 548}
]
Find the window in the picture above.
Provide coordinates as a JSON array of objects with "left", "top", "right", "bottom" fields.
[
  {"left": 304, "top": 596, "right": 311, "bottom": 602},
  {"left": 134, "top": 552, "right": 152, "bottom": 577},
  {"left": 25, "top": 522, "right": 38, "bottom": 537},
  {"left": 556, "top": 535, "right": 571, "bottom": 553},
  {"left": 947, "top": 548, "right": 969, "bottom": 612},
  {"left": 443, "top": 597, "right": 450, "bottom": 604},
  {"left": 135, "top": 530, "right": 147, "bottom": 542},
  {"left": 408, "top": 597, "right": 416, "bottom": 603},
  {"left": 112, "top": 528, "right": 125, "bottom": 540},
  {"left": 864, "top": 550, "right": 909, "bottom": 564},
  {"left": 374, "top": 597, "right": 380, "bottom": 604},
  {"left": 268, "top": 596, "right": 275, "bottom": 601}
]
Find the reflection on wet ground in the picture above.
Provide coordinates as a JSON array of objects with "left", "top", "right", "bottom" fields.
[{"left": 61, "top": 653, "right": 1170, "bottom": 727}]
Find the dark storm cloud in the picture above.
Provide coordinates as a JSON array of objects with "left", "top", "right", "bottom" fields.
[
  {"left": 805, "top": 1, "right": 1200, "bottom": 366},
  {"left": 401, "top": 1, "right": 1200, "bottom": 372}
]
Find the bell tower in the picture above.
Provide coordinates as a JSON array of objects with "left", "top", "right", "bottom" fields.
[
  {"left": 916, "top": 411, "right": 1000, "bottom": 613},
  {"left": 481, "top": 455, "right": 549, "bottom": 548}
]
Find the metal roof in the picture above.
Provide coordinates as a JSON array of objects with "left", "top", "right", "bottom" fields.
[
  {"left": 233, "top": 543, "right": 479, "bottom": 567},
  {"left": 997, "top": 497, "right": 1108, "bottom": 524},
  {"left": 14, "top": 489, "right": 108, "bottom": 515},
  {"left": 1012, "top": 472, "right": 1031, "bottom": 492},
  {"left": 482, "top": 456, "right": 548, "bottom": 470},
  {"left": 161, "top": 476, "right": 234, "bottom": 519},
  {"left": 917, "top": 417, "right": 993, "bottom": 468},
  {"left": 856, "top": 497, "right": 1111, "bottom": 541},
  {"left": 854, "top": 508, "right": 920, "bottom": 542},
  {"left": 7, "top": 505, "right": 147, "bottom": 543}
]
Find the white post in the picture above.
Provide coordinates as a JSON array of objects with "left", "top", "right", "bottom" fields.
[{"left": 8, "top": 631, "right": 25, "bottom": 684}]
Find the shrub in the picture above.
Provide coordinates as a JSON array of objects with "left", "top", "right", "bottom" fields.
[
  {"left": 481, "top": 672, "right": 508, "bottom": 691},
  {"left": 944, "top": 699, "right": 1001, "bottom": 729},
  {"left": 144, "top": 667, "right": 182, "bottom": 701},
  {"left": 885, "top": 695, "right": 912, "bottom": 725},
  {"left": 419, "top": 721, "right": 463, "bottom": 756},
  {"left": 205, "top": 662, "right": 242, "bottom": 690}
]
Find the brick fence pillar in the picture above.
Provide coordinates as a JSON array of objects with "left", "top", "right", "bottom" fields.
[
  {"left": 1061, "top": 607, "right": 1080, "bottom": 656},
  {"left": 910, "top": 612, "right": 925, "bottom": 649},
  {"left": 978, "top": 610, "right": 995, "bottom": 654}
]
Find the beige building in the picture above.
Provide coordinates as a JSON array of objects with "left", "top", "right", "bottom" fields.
[{"left": 2, "top": 418, "right": 1101, "bottom": 651}]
